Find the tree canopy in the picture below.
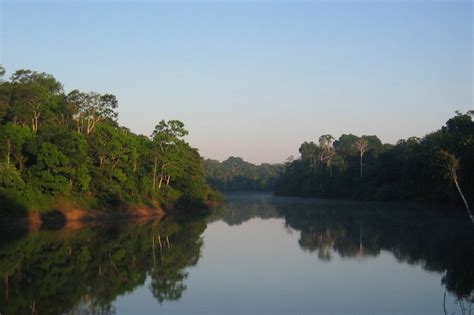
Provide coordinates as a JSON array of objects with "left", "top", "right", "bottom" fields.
[
  {"left": 0, "top": 66, "right": 220, "bottom": 215},
  {"left": 275, "top": 112, "right": 474, "bottom": 215},
  {"left": 204, "top": 157, "right": 284, "bottom": 192}
]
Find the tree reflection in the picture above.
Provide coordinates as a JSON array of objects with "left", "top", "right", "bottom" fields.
[
  {"left": 220, "top": 195, "right": 474, "bottom": 302},
  {"left": 212, "top": 193, "right": 280, "bottom": 226},
  {"left": 0, "top": 215, "right": 207, "bottom": 315},
  {"left": 1, "top": 195, "right": 473, "bottom": 314},
  {"left": 149, "top": 217, "right": 205, "bottom": 304}
]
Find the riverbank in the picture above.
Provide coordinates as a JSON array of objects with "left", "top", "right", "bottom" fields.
[
  {"left": 0, "top": 204, "right": 165, "bottom": 230},
  {"left": 0, "top": 191, "right": 223, "bottom": 230}
]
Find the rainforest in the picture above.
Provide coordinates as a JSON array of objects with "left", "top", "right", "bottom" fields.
[
  {"left": 0, "top": 66, "right": 221, "bottom": 220},
  {"left": 0, "top": 66, "right": 473, "bottom": 224},
  {"left": 1, "top": 1, "right": 472, "bottom": 314}
]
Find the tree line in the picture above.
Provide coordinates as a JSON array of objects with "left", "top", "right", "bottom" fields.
[
  {"left": 275, "top": 112, "right": 474, "bottom": 221},
  {"left": 204, "top": 156, "right": 284, "bottom": 192},
  {"left": 0, "top": 66, "right": 220, "bottom": 215}
]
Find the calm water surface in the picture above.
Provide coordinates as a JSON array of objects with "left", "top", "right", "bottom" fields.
[{"left": 0, "top": 194, "right": 473, "bottom": 314}]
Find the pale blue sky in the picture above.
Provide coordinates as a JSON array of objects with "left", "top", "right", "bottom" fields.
[{"left": 0, "top": 0, "right": 472, "bottom": 163}]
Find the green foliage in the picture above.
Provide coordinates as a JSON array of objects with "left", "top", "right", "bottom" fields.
[
  {"left": 0, "top": 161, "right": 25, "bottom": 194},
  {"left": 204, "top": 156, "right": 284, "bottom": 192},
  {"left": 28, "top": 143, "right": 72, "bottom": 194},
  {"left": 0, "top": 123, "right": 33, "bottom": 172},
  {"left": 276, "top": 112, "right": 474, "bottom": 207},
  {"left": 0, "top": 66, "right": 218, "bottom": 214}
]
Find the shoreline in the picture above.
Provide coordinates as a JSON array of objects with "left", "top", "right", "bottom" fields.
[{"left": 0, "top": 205, "right": 166, "bottom": 230}]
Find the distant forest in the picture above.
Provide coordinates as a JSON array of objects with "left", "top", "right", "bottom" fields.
[
  {"left": 204, "top": 157, "right": 284, "bottom": 192},
  {"left": 0, "top": 66, "right": 219, "bottom": 216},
  {"left": 274, "top": 112, "right": 473, "bottom": 218},
  {"left": 203, "top": 112, "right": 474, "bottom": 220}
]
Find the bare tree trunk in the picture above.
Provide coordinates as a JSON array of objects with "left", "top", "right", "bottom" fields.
[
  {"left": 360, "top": 153, "right": 363, "bottom": 178},
  {"left": 166, "top": 175, "right": 170, "bottom": 185},
  {"left": 158, "top": 235, "right": 163, "bottom": 251},
  {"left": 453, "top": 174, "right": 473, "bottom": 222},
  {"left": 87, "top": 117, "right": 92, "bottom": 134},
  {"left": 152, "top": 157, "right": 158, "bottom": 191},
  {"left": 32, "top": 111, "right": 40, "bottom": 132},
  {"left": 158, "top": 175, "right": 163, "bottom": 189},
  {"left": 6, "top": 139, "right": 11, "bottom": 165},
  {"left": 99, "top": 156, "right": 105, "bottom": 168}
]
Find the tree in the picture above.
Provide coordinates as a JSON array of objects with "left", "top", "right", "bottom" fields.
[
  {"left": 0, "top": 161, "right": 25, "bottom": 194},
  {"left": 29, "top": 143, "right": 72, "bottom": 194},
  {"left": 67, "top": 91, "right": 118, "bottom": 134},
  {"left": 319, "top": 134, "right": 335, "bottom": 176},
  {"left": 355, "top": 137, "right": 368, "bottom": 178},
  {"left": 66, "top": 89, "right": 89, "bottom": 133},
  {"left": 334, "top": 134, "right": 358, "bottom": 156},
  {"left": 150, "top": 120, "right": 188, "bottom": 191},
  {"left": 0, "top": 66, "right": 217, "bottom": 216},
  {"left": 87, "top": 124, "right": 131, "bottom": 199},
  {"left": 436, "top": 150, "right": 473, "bottom": 222},
  {"left": 0, "top": 123, "right": 33, "bottom": 172},
  {"left": 299, "top": 141, "right": 319, "bottom": 168},
  {"left": 37, "top": 125, "right": 91, "bottom": 192},
  {"left": 0, "top": 80, "right": 10, "bottom": 123},
  {"left": 8, "top": 70, "right": 63, "bottom": 132}
]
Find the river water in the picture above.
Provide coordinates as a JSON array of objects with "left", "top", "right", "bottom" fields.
[{"left": 0, "top": 194, "right": 473, "bottom": 314}]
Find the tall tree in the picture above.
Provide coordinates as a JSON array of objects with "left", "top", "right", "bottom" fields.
[
  {"left": 151, "top": 120, "right": 188, "bottom": 190},
  {"left": 355, "top": 137, "right": 368, "bottom": 178},
  {"left": 436, "top": 150, "right": 472, "bottom": 222},
  {"left": 67, "top": 91, "right": 118, "bottom": 134},
  {"left": 9, "top": 70, "right": 63, "bottom": 132},
  {"left": 319, "top": 134, "right": 335, "bottom": 176}
]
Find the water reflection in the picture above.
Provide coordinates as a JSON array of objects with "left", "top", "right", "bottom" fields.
[
  {"left": 0, "top": 194, "right": 473, "bottom": 314},
  {"left": 0, "top": 215, "right": 207, "bottom": 315},
  {"left": 216, "top": 194, "right": 474, "bottom": 304}
]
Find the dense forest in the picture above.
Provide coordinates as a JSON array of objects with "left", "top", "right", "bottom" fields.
[
  {"left": 1, "top": 65, "right": 471, "bottom": 220},
  {"left": 275, "top": 112, "right": 474, "bottom": 219},
  {"left": 204, "top": 157, "right": 283, "bottom": 192},
  {"left": 0, "top": 66, "right": 220, "bottom": 216}
]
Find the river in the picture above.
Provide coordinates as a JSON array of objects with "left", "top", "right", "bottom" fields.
[{"left": 0, "top": 193, "right": 473, "bottom": 314}]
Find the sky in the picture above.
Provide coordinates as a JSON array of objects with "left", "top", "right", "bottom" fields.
[{"left": 0, "top": 0, "right": 472, "bottom": 164}]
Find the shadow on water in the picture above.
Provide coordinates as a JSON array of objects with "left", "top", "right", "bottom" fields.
[
  {"left": 40, "top": 210, "right": 67, "bottom": 230},
  {"left": 0, "top": 194, "right": 29, "bottom": 218},
  {"left": 0, "top": 194, "right": 30, "bottom": 245}
]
